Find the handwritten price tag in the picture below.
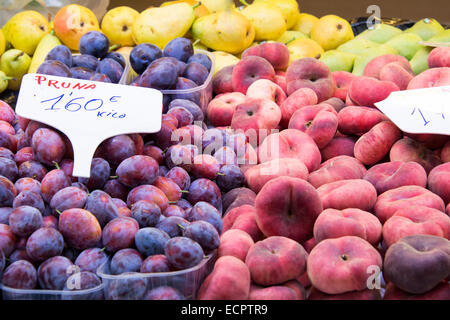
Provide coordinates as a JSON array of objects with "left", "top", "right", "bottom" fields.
[
  {"left": 375, "top": 86, "right": 450, "bottom": 136},
  {"left": 16, "top": 74, "right": 163, "bottom": 178}
]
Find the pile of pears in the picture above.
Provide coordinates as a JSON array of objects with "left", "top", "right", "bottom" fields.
[{"left": 0, "top": 0, "right": 449, "bottom": 94}]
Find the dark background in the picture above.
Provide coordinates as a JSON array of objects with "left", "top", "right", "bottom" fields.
[{"left": 108, "top": 0, "right": 450, "bottom": 24}]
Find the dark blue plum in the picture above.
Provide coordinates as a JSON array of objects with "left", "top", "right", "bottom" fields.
[
  {"left": 144, "top": 286, "right": 185, "bottom": 300},
  {"left": 164, "top": 237, "right": 203, "bottom": 270},
  {"left": 163, "top": 38, "right": 193, "bottom": 62},
  {"left": 70, "top": 67, "right": 95, "bottom": 80},
  {"left": 104, "top": 52, "right": 126, "bottom": 69},
  {"left": 168, "top": 99, "right": 204, "bottom": 122},
  {"left": 72, "top": 54, "right": 99, "bottom": 71},
  {"left": 45, "top": 45, "right": 73, "bottom": 67},
  {"left": 89, "top": 73, "right": 112, "bottom": 83},
  {"left": 135, "top": 227, "right": 170, "bottom": 257},
  {"left": 183, "top": 220, "right": 219, "bottom": 252},
  {"left": 216, "top": 164, "right": 245, "bottom": 192},
  {"left": 183, "top": 62, "right": 209, "bottom": 86},
  {"left": 79, "top": 31, "right": 110, "bottom": 59},
  {"left": 140, "top": 60, "right": 178, "bottom": 90},
  {"left": 156, "top": 216, "right": 189, "bottom": 238},
  {"left": 96, "top": 58, "right": 123, "bottom": 83},
  {"left": 187, "top": 53, "right": 212, "bottom": 72},
  {"left": 110, "top": 248, "right": 143, "bottom": 275},
  {"left": 131, "top": 200, "right": 161, "bottom": 228},
  {"left": 37, "top": 60, "right": 72, "bottom": 77},
  {"left": 172, "top": 77, "right": 201, "bottom": 106},
  {"left": 130, "top": 43, "right": 163, "bottom": 74},
  {"left": 151, "top": 57, "right": 186, "bottom": 76}
]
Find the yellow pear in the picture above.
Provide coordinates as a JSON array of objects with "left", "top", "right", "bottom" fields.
[
  {"left": 0, "top": 30, "right": 5, "bottom": 56},
  {"left": 192, "top": 10, "right": 255, "bottom": 54},
  {"left": 28, "top": 32, "right": 61, "bottom": 74},
  {"left": 240, "top": 1, "right": 286, "bottom": 41},
  {"left": 254, "top": 0, "right": 300, "bottom": 29},
  {"left": 276, "top": 30, "right": 308, "bottom": 44},
  {"left": 201, "top": 0, "right": 235, "bottom": 13},
  {"left": 405, "top": 18, "right": 445, "bottom": 41},
  {"left": 3, "top": 11, "right": 50, "bottom": 56},
  {"left": 291, "top": 13, "right": 318, "bottom": 36},
  {"left": 132, "top": 3, "right": 196, "bottom": 49},
  {"left": 311, "top": 15, "right": 354, "bottom": 51},
  {"left": 212, "top": 51, "right": 240, "bottom": 75},
  {"left": 287, "top": 38, "right": 324, "bottom": 64},
  {"left": 101, "top": 6, "right": 139, "bottom": 46}
]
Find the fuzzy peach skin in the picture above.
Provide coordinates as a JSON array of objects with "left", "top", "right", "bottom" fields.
[
  {"left": 363, "top": 161, "right": 427, "bottom": 195},
  {"left": 332, "top": 71, "right": 356, "bottom": 101},
  {"left": 218, "top": 229, "right": 254, "bottom": 262},
  {"left": 374, "top": 185, "right": 446, "bottom": 224},
  {"left": 248, "top": 284, "right": 298, "bottom": 300},
  {"left": 222, "top": 205, "right": 264, "bottom": 242},
  {"left": 307, "top": 236, "right": 382, "bottom": 295},
  {"left": 383, "top": 235, "right": 450, "bottom": 294},
  {"left": 407, "top": 67, "right": 450, "bottom": 90},
  {"left": 197, "top": 256, "right": 251, "bottom": 300},
  {"left": 255, "top": 177, "right": 323, "bottom": 243},
  {"left": 283, "top": 280, "right": 307, "bottom": 300},
  {"left": 212, "top": 65, "right": 234, "bottom": 95},
  {"left": 206, "top": 92, "right": 246, "bottom": 127},
  {"left": 313, "top": 208, "right": 382, "bottom": 245},
  {"left": 246, "top": 79, "right": 287, "bottom": 106},
  {"left": 379, "top": 62, "right": 414, "bottom": 90},
  {"left": 242, "top": 42, "right": 290, "bottom": 71},
  {"left": 257, "top": 129, "right": 322, "bottom": 173},
  {"left": 428, "top": 162, "right": 450, "bottom": 204},
  {"left": 308, "top": 287, "right": 382, "bottom": 300},
  {"left": 232, "top": 56, "right": 276, "bottom": 94},
  {"left": 348, "top": 76, "right": 399, "bottom": 108},
  {"left": 323, "top": 97, "right": 346, "bottom": 113},
  {"left": 230, "top": 98, "right": 281, "bottom": 143},
  {"left": 337, "top": 106, "right": 389, "bottom": 136},
  {"left": 320, "top": 136, "right": 356, "bottom": 161},
  {"left": 245, "top": 236, "right": 308, "bottom": 286},
  {"left": 428, "top": 47, "right": 450, "bottom": 68},
  {"left": 286, "top": 58, "right": 335, "bottom": 102},
  {"left": 389, "top": 137, "right": 442, "bottom": 174},
  {"left": 363, "top": 54, "right": 411, "bottom": 79},
  {"left": 245, "top": 158, "right": 309, "bottom": 193},
  {"left": 354, "top": 121, "right": 402, "bottom": 166},
  {"left": 316, "top": 179, "right": 378, "bottom": 211},
  {"left": 279, "top": 87, "right": 318, "bottom": 128},
  {"left": 288, "top": 104, "right": 338, "bottom": 148},
  {"left": 308, "top": 155, "right": 367, "bottom": 189},
  {"left": 441, "top": 141, "right": 450, "bottom": 162},
  {"left": 404, "top": 133, "right": 449, "bottom": 150},
  {"left": 382, "top": 205, "right": 450, "bottom": 247}
]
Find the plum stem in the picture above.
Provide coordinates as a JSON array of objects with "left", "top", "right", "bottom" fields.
[
  {"left": 192, "top": 2, "right": 201, "bottom": 10},
  {"left": 216, "top": 172, "right": 226, "bottom": 176},
  {"left": 56, "top": 209, "right": 62, "bottom": 215},
  {"left": 108, "top": 44, "right": 121, "bottom": 53},
  {"left": 181, "top": 190, "right": 189, "bottom": 193},
  {"left": 110, "top": 176, "right": 118, "bottom": 179},
  {"left": 177, "top": 224, "right": 186, "bottom": 230},
  {"left": 168, "top": 201, "right": 178, "bottom": 204},
  {"left": 100, "top": 247, "right": 106, "bottom": 252},
  {"left": 53, "top": 161, "right": 60, "bottom": 170}
]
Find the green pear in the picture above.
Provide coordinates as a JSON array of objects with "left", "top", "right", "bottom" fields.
[
  {"left": 385, "top": 33, "right": 424, "bottom": 60},
  {"left": 337, "top": 38, "right": 379, "bottom": 55},
  {"left": 0, "top": 49, "right": 31, "bottom": 91},
  {"left": 0, "top": 70, "right": 13, "bottom": 94},
  {"left": 427, "top": 29, "right": 450, "bottom": 43},
  {"left": 410, "top": 46, "right": 433, "bottom": 75},
  {"left": 355, "top": 24, "right": 402, "bottom": 44},
  {"left": 352, "top": 44, "right": 398, "bottom": 76},
  {"left": 319, "top": 50, "right": 356, "bottom": 72},
  {"left": 405, "top": 18, "right": 445, "bottom": 41},
  {"left": 132, "top": 3, "right": 196, "bottom": 49},
  {"left": 192, "top": 10, "right": 255, "bottom": 54}
]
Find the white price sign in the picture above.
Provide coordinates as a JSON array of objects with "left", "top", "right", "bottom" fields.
[
  {"left": 16, "top": 73, "right": 163, "bottom": 178},
  {"left": 375, "top": 86, "right": 450, "bottom": 136}
]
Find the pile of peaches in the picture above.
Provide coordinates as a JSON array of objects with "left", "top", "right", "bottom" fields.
[{"left": 199, "top": 42, "right": 450, "bottom": 300}]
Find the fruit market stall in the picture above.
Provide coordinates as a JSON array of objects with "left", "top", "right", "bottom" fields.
[{"left": 0, "top": 0, "right": 449, "bottom": 301}]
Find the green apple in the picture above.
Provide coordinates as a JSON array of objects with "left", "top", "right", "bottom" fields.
[
  {"left": 352, "top": 44, "right": 398, "bottom": 76},
  {"left": 405, "top": 18, "right": 445, "bottom": 41},
  {"left": 385, "top": 33, "right": 424, "bottom": 60},
  {"left": 410, "top": 46, "right": 433, "bottom": 75},
  {"left": 337, "top": 38, "right": 379, "bottom": 55},
  {"left": 355, "top": 24, "right": 402, "bottom": 44},
  {"left": 0, "top": 49, "right": 31, "bottom": 91},
  {"left": 319, "top": 50, "right": 356, "bottom": 72}
]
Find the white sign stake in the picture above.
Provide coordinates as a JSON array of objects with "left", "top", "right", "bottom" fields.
[
  {"left": 16, "top": 74, "right": 163, "bottom": 178},
  {"left": 375, "top": 86, "right": 450, "bottom": 136}
]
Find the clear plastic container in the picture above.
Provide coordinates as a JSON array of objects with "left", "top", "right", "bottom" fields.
[
  {"left": 97, "top": 252, "right": 217, "bottom": 300},
  {"left": 122, "top": 49, "right": 215, "bottom": 114},
  {"left": 0, "top": 282, "right": 105, "bottom": 300}
]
